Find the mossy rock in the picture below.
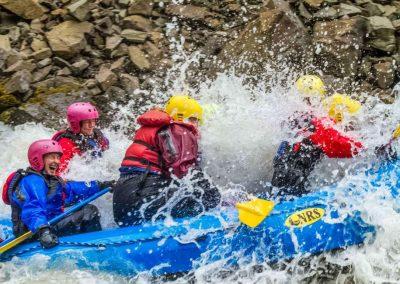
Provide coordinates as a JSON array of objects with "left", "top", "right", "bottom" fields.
[{"left": 0, "top": 94, "right": 21, "bottom": 112}]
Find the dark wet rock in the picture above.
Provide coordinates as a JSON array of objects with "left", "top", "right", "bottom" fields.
[
  {"left": 313, "top": 17, "right": 366, "bottom": 78},
  {"left": 213, "top": 8, "right": 312, "bottom": 77},
  {"left": 373, "top": 60, "right": 395, "bottom": 89}
]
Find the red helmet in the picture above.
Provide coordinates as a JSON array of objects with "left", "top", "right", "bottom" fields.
[
  {"left": 67, "top": 102, "right": 99, "bottom": 134},
  {"left": 28, "top": 139, "right": 63, "bottom": 171}
]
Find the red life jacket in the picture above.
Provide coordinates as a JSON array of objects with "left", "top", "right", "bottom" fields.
[
  {"left": 52, "top": 129, "right": 109, "bottom": 152},
  {"left": 121, "top": 109, "right": 199, "bottom": 177},
  {"left": 2, "top": 171, "right": 17, "bottom": 205},
  {"left": 308, "top": 117, "right": 363, "bottom": 158},
  {"left": 121, "top": 109, "right": 172, "bottom": 173}
]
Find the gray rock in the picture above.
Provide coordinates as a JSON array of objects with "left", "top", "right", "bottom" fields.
[
  {"left": 128, "top": 46, "right": 151, "bottom": 71},
  {"left": 303, "top": 0, "right": 323, "bottom": 9},
  {"left": 5, "top": 60, "right": 36, "bottom": 73},
  {"left": 46, "top": 21, "right": 93, "bottom": 59},
  {"left": 32, "top": 65, "right": 52, "bottom": 83},
  {"left": 392, "top": 19, "right": 400, "bottom": 30},
  {"left": 30, "top": 48, "right": 52, "bottom": 61},
  {"left": 122, "top": 15, "right": 154, "bottom": 31},
  {"left": 96, "top": 66, "right": 118, "bottom": 90},
  {"left": 364, "top": 2, "right": 385, "bottom": 17},
  {"left": 338, "top": 3, "right": 362, "bottom": 17},
  {"left": 121, "top": 29, "right": 147, "bottom": 43},
  {"left": 298, "top": 2, "right": 312, "bottom": 20},
  {"left": 94, "top": 17, "right": 113, "bottom": 35},
  {"left": 110, "top": 56, "right": 126, "bottom": 71},
  {"left": 313, "top": 6, "right": 339, "bottom": 20},
  {"left": 71, "top": 59, "right": 89, "bottom": 75},
  {"left": 0, "top": 35, "right": 11, "bottom": 52},
  {"left": 128, "top": 0, "right": 153, "bottom": 16},
  {"left": 120, "top": 73, "right": 139, "bottom": 92},
  {"left": 0, "top": 0, "right": 45, "bottom": 19},
  {"left": 67, "top": 0, "right": 90, "bottom": 21},
  {"left": 367, "top": 16, "right": 395, "bottom": 53},
  {"left": 37, "top": 58, "right": 52, "bottom": 68},
  {"left": 31, "top": 38, "right": 48, "bottom": 52},
  {"left": 106, "top": 35, "right": 123, "bottom": 51},
  {"left": 165, "top": 4, "right": 212, "bottom": 20},
  {"left": 53, "top": 56, "right": 73, "bottom": 69},
  {"left": 56, "top": 67, "right": 72, "bottom": 76},
  {"left": 4, "top": 69, "right": 32, "bottom": 94}
]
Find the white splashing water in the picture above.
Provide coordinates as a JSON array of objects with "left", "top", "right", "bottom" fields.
[{"left": 1, "top": 23, "right": 400, "bottom": 283}]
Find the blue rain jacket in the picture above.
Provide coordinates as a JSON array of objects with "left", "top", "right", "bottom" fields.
[{"left": 11, "top": 172, "right": 100, "bottom": 231}]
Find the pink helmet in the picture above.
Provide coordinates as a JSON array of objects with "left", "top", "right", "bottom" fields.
[
  {"left": 67, "top": 102, "right": 99, "bottom": 134},
  {"left": 28, "top": 139, "right": 63, "bottom": 171}
]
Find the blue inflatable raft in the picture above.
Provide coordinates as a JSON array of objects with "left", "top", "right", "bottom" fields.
[{"left": 0, "top": 159, "right": 397, "bottom": 276}]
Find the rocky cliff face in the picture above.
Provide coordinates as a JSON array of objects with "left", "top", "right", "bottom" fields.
[{"left": 0, "top": 0, "right": 399, "bottom": 128}]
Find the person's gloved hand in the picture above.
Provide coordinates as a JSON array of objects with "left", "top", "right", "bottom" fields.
[
  {"left": 38, "top": 226, "right": 58, "bottom": 249},
  {"left": 97, "top": 180, "right": 117, "bottom": 192}
]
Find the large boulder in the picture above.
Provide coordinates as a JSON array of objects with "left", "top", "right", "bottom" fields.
[
  {"left": 46, "top": 21, "right": 93, "bottom": 59},
  {"left": 212, "top": 8, "right": 312, "bottom": 77},
  {"left": 0, "top": 0, "right": 45, "bottom": 19},
  {"left": 313, "top": 17, "right": 366, "bottom": 78}
]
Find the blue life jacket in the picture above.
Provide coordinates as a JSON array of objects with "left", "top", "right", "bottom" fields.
[{"left": 10, "top": 169, "right": 100, "bottom": 232}]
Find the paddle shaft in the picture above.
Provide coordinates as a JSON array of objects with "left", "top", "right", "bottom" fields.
[{"left": 0, "top": 187, "right": 110, "bottom": 254}]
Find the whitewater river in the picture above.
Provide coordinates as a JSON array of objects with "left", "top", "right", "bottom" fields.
[{"left": 0, "top": 72, "right": 400, "bottom": 283}]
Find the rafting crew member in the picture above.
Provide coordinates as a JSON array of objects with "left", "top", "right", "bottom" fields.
[
  {"left": 113, "top": 95, "right": 221, "bottom": 227},
  {"left": 52, "top": 102, "right": 109, "bottom": 174},
  {"left": 271, "top": 75, "right": 364, "bottom": 196},
  {"left": 2, "top": 139, "right": 113, "bottom": 248}
]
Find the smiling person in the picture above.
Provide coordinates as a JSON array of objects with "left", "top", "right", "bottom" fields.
[
  {"left": 52, "top": 102, "right": 109, "bottom": 174},
  {"left": 1, "top": 139, "right": 113, "bottom": 248}
]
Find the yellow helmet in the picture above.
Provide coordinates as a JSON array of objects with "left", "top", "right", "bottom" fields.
[
  {"left": 323, "top": 93, "right": 361, "bottom": 123},
  {"left": 165, "top": 95, "right": 203, "bottom": 122},
  {"left": 295, "top": 75, "right": 326, "bottom": 97}
]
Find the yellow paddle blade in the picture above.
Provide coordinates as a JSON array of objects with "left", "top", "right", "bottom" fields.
[
  {"left": 392, "top": 124, "right": 400, "bottom": 140},
  {"left": 0, "top": 231, "right": 33, "bottom": 254},
  {"left": 236, "top": 198, "right": 275, "bottom": 228}
]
